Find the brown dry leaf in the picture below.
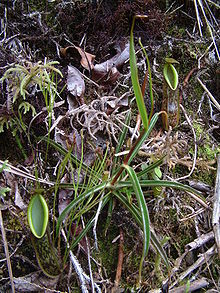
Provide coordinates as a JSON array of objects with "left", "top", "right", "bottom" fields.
[
  {"left": 67, "top": 65, "right": 85, "bottom": 98},
  {"left": 71, "top": 223, "right": 88, "bottom": 254},
  {"left": 92, "top": 66, "right": 121, "bottom": 86},
  {"left": 3, "top": 172, "right": 27, "bottom": 210},
  {"left": 55, "top": 125, "right": 82, "bottom": 158},
  {"left": 60, "top": 45, "right": 95, "bottom": 70},
  {"left": 92, "top": 42, "right": 129, "bottom": 85},
  {"left": 75, "top": 46, "right": 95, "bottom": 70}
]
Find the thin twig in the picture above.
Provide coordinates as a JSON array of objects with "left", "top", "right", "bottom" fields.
[
  {"left": 0, "top": 235, "right": 25, "bottom": 263},
  {"left": 170, "top": 245, "right": 216, "bottom": 288},
  {"left": 185, "top": 231, "right": 214, "bottom": 251},
  {"left": 0, "top": 209, "right": 15, "bottom": 293},
  {"left": 93, "top": 191, "right": 105, "bottom": 251},
  {"left": 0, "top": 160, "right": 55, "bottom": 186},
  {"left": 194, "top": 0, "right": 203, "bottom": 36},
  {"left": 197, "top": 77, "right": 220, "bottom": 111},
  {"left": 61, "top": 228, "right": 101, "bottom": 293},
  {"left": 212, "top": 155, "right": 220, "bottom": 257},
  {"left": 61, "top": 229, "right": 88, "bottom": 293},
  {"left": 114, "top": 228, "right": 124, "bottom": 288},
  {"left": 169, "top": 278, "right": 209, "bottom": 293},
  {"left": 82, "top": 217, "right": 95, "bottom": 293},
  {"left": 175, "top": 105, "right": 197, "bottom": 181}
]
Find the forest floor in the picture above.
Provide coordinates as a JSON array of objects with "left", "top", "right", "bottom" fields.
[{"left": 0, "top": 1, "right": 220, "bottom": 292}]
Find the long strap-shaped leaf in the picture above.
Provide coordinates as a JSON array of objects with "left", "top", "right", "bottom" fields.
[
  {"left": 66, "top": 195, "right": 111, "bottom": 256},
  {"left": 113, "top": 191, "right": 169, "bottom": 269},
  {"left": 127, "top": 113, "right": 159, "bottom": 165},
  {"left": 116, "top": 179, "right": 203, "bottom": 196},
  {"left": 112, "top": 111, "right": 131, "bottom": 174},
  {"left": 130, "top": 16, "right": 149, "bottom": 129},
  {"left": 116, "top": 179, "right": 208, "bottom": 208},
  {"left": 138, "top": 38, "right": 154, "bottom": 122},
  {"left": 137, "top": 156, "right": 165, "bottom": 178},
  {"left": 123, "top": 164, "right": 150, "bottom": 286}
]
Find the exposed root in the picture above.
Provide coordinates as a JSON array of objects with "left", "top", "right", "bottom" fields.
[{"left": 68, "top": 97, "right": 129, "bottom": 143}]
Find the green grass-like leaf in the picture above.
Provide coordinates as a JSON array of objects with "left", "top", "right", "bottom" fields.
[
  {"left": 66, "top": 195, "right": 110, "bottom": 255},
  {"left": 138, "top": 38, "right": 154, "bottom": 121},
  {"left": 130, "top": 16, "right": 149, "bottom": 129},
  {"left": 123, "top": 164, "right": 150, "bottom": 286},
  {"left": 116, "top": 179, "right": 202, "bottom": 195},
  {"left": 39, "top": 137, "right": 100, "bottom": 181},
  {"left": 128, "top": 113, "right": 159, "bottom": 165},
  {"left": 137, "top": 156, "right": 165, "bottom": 179},
  {"left": 56, "top": 182, "right": 106, "bottom": 237},
  {"left": 114, "top": 191, "right": 169, "bottom": 269}
]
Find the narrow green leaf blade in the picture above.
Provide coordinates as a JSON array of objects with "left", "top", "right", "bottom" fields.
[
  {"left": 138, "top": 38, "right": 154, "bottom": 120},
  {"left": 130, "top": 17, "right": 149, "bottom": 129},
  {"left": 68, "top": 195, "right": 110, "bottom": 252},
  {"left": 39, "top": 137, "right": 100, "bottom": 180},
  {"left": 117, "top": 179, "right": 202, "bottom": 195},
  {"left": 137, "top": 156, "right": 165, "bottom": 178},
  {"left": 123, "top": 164, "right": 150, "bottom": 284},
  {"left": 114, "top": 191, "right": 169, "bottom": 269},
  {"left": 56, "top": 182, "right": 106, "bottom": 236},
  {"left": 115, "top": 179, "right": 207, "bottom": 207},
  {"left": 128, "top": 113, "right": 159, "bottom": 165}
]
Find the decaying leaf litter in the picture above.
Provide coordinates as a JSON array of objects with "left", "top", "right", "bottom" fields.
[{"left": 0, "top": 1, "right": 220, "bottom": 292}]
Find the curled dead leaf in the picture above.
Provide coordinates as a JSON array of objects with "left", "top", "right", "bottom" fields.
[
  {"left": 75, "top": 46, "right": 95, "bottom": 70},
  {"left": 60, "top": 45, "right": 95, "bottom": 70},
  {"left": 92, "top": 42, "right": 129, "bottom": 85},
  {"left": 92, "top": 66, "right": 121, "bottom": 85}
]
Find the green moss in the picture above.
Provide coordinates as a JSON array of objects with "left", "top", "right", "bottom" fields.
[
  {"left": 96, "top": 224, "right": 119, "bottom": 278},
  {"left": 192, "top": 85, "right": 204, "bottom": 103},
  {"left": 192, "top": 122, "right": 219, "bottom": 160},
  {"left": 168, "top": 208, "right": 178, "bottom": 221},
  {"left": 210, "top": 256, "right": 220, "bottom": 280},
  {"left": 187, "top": 121, "right": 219, "bottom": 185},
  {"left": 178, "top": 234, "right": 191, "bottom": 251}
]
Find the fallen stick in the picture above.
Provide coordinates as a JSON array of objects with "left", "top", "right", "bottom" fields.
[
  {"left": 212, "top": 155, "right": 220, "bottom": 257},
  {"left": 114, "top": 228, "right": 124, "bottom": 287},
  {"left": 169, "top": 277, "right": 209, "bottom": 293},
  {"left": 185, "top": 231, "right": 214, "bottom": 251},
  {"left": 171, "top": 245, "right": 216, "bottom": 287},
  {"left": 149, "top": 277, "right": 209, "bottom": 293},
  {"left": 0, "top": 209, "right": 15, "bottom": 293}
]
